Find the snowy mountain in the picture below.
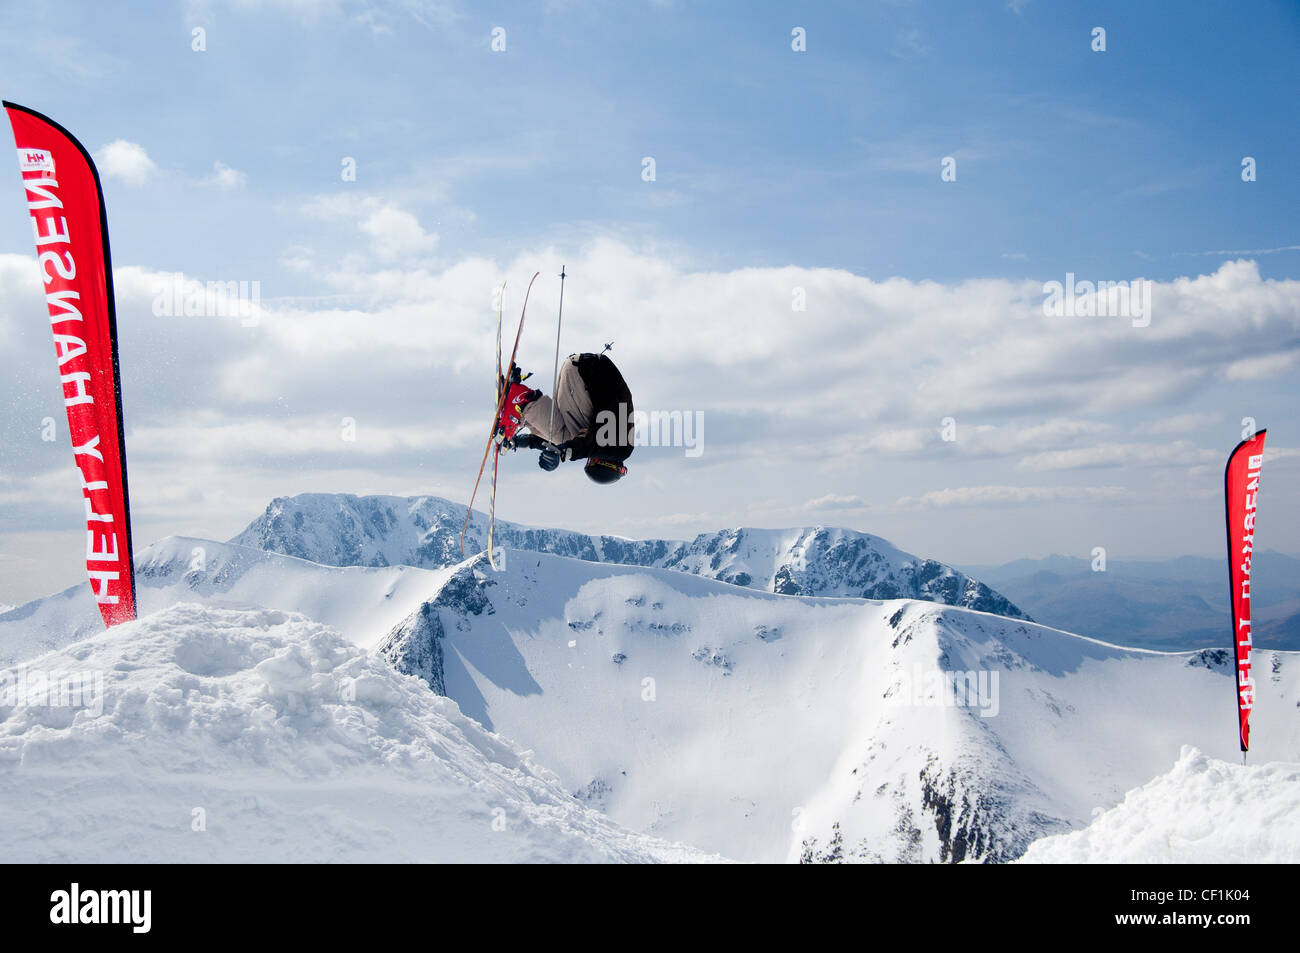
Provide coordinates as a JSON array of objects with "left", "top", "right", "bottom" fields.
[
  {"left": 4, "top": 523, "right": 1296, "bottom": 863},
  {"left": 1019, "top": 746, "right": 1300, "bottom": 863},
  {"left": 373, "top": 552, "right": 1300, "bottom": 862},
  {"left": 232, "top": 493, "right": 1028, "bottom": 619}
]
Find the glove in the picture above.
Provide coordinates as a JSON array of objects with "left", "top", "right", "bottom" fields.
[
  {"left": 504, "top": 433, "right": 545, "bottom": 451},
  {"left": 538, "top": 442, "right": 570, "bottom": 471}
]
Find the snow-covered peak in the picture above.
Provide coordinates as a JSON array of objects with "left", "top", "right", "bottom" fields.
[
  {"left": 0, "top": 602, "right": 718, "bottom": 862},
  {"left": 4, "top": 531, "right": 1297, "bottom": 863},
  {"left": 231, "top": 492, "right": 1028, "bottom": 618},
  {"left": 666, "top": 523, "right": 1026, "bottom": 616},
  {"left": 1019, "top": 746, "right": 1300, "bottom": 863},
  {"left": 373, "top": 550, "right": 1300, "bottom": 862}
]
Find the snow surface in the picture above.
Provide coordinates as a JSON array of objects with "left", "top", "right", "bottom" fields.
[
  {"left": 374, "top": 553, "right": 1300, "bottom": 863},
  {"left": 4, "top": 513, "right": 1296, "bottom": 863},
  {"left": 0, "top": 603, "right": 717, "bottom": 863},
  {"left": 1019, "top": 746, "right": 1300, "bottom": 863}
]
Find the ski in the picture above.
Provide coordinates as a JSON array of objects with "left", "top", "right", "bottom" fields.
[
  {"left": 486, "top": 282, "right": 504, "bottom": 570},
  {"left": 461, "top": 271, "right": 540, "bottom": 558}
]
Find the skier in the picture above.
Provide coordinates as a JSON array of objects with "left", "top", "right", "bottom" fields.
[{"left": 496, "top": 351, "right": 634, "bottom": 483}]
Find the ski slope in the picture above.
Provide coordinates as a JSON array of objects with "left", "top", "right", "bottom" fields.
[{"left": 0, "top": 602, "right": 716, "bottom": 863}]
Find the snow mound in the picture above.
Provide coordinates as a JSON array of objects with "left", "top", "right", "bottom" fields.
[
  {"left": 1018, "top": 746, "right": 1300, "bottom": 864},
  {"left": 0, "top": 603, "right": 717, "bottom": 863}
]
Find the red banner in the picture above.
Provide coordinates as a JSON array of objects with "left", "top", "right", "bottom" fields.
[
  {"left": 1224, "top": 428, "right": 1266, "bottom": 752},
  {"left": 4, "top": 102, "right": 136, "bottom": 627}
]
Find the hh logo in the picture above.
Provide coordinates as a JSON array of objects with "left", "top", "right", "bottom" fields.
[{"left": 17, "top": 148, "right": 55, "bottom": 173}]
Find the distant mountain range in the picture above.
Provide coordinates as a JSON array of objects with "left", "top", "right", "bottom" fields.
[
  {"left": 231, "top": 493, "right": 1029, "bottom": 620},
  {"left": 961, "top": 553, "right": 1300, "bottom": 650}
]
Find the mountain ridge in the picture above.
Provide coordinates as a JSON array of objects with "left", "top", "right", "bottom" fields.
[{"left": 231, "top": 492, "right": 1030, "bottom": 620}]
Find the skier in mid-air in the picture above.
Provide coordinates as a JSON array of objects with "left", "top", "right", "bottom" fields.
[{"left": 496, "top": 351, "right": 634, "bottom": 483}]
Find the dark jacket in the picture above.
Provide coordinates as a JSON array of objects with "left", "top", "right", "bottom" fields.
[{"left": 569, "top": 353, "right": 634, "bottom": 462}]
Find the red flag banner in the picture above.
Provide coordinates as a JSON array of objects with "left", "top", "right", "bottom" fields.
[
  {"left": 4, "top": 102, "right": 136, "bottom": 627},
  {"left": 1224, "top": 428, "right": 1266, "bottom": 752}
]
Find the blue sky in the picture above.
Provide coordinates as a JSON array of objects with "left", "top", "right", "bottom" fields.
[
  {"left": 1, "top": 0, "right": 1298, "bottom": 604},
  {"left": 4, "top": 0, "right": 1297, "bottom": 281}
]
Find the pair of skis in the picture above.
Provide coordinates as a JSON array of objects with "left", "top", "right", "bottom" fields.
[{"left": 460, "top": 271, "right": 539, "bottom": 563}]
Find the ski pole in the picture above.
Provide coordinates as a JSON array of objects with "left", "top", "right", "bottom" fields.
[{"left": 547, "top": 265, "right": 566, "bottom": 442}]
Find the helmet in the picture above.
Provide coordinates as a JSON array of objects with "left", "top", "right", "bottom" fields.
[{"left": 585, "top": 456, "right": 627, "bottom": 484}]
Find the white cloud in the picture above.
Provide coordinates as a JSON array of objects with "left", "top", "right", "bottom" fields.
[
  {"left": 1177, "top": 244, "right": 1300, "bottom": 258},
  {"left": 628, "top": 512, "right": 715, "bottom": 529},
  {"left": 129, "top": 417, "right": 451, "bottom": 459},
  {"left": 802, "top": 493, "right": 869, "bottom": 512},
  {"left": 1224, "top": 351, "right": 1299, "bottom": 381},
  {"left": 14, "top": 250, "right": 1300, "bottom": 458},
  {"left": 3, "top": 247, "right": 1298, "bottom": 586},
  {"left": 93, "top": 140, "right": 158, "bottom": 187},
  {"left": 204, "top": 161, "right": 247, "bottom": 191},
  {"left": 952, "top": 420, "right": 1113, "bottom": 458},
  {"left": 359, "top": 205, "right": 438, "bottom": 259},
  {"left": 279, "top": 245, "right": 315, "bottom": 272},
  {"left": 866, "top": 428, "right": 933, "bottom": 454},
  {"left": 302, "top": 194, "right": 439, "bottom": 260},
  {"left": 1143, "top": 412, "right": 1223, "bottom": 435},
  {"left": 896, "top": 485, "right": 1130, "bottom": 509},
  {"left": 1016, "top": 441, "right": 1218, "bottom": 472},
  {"left": 854, "top": 420, "right": 1116, "bottom": 463}
]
